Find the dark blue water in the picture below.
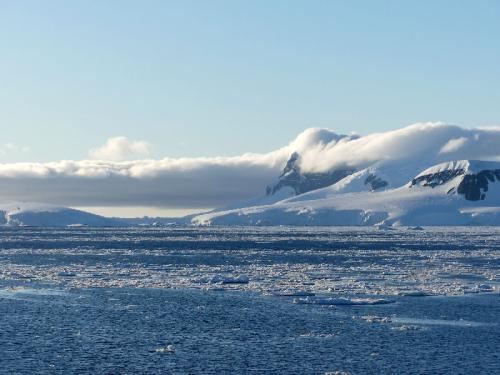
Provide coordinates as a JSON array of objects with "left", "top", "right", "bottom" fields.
[
  {"left": 1, "top": 286, "right": 499, "bottom": 374},
  {"left": 0, "top": 227, "right": 499, "bottom": 374}
]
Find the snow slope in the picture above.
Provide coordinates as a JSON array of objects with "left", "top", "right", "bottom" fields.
[{"left": 0, "top": 202, "right": 125, "bottom": 227}]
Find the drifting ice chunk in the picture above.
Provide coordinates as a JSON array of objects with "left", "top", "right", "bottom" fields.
[
  {"left": 155, "top": 345, "right": 175, "bottom": 353},
  {"left": 398, "top": 290, "right": 432, "bottom": 297},
  {"left": 273, "top": 290, "right": 315, "bottom": 297},
  {"left": 294, "top": 297, "right": 395, "bottom": 305},
  {"left": 408, "top": 226, "right": 425, "bottom": 231},
  {"left": 475, "top": 284, "right": 493, "bottom": 292},
  {"left": 210, "top": 275, "right": 249, "bottom": 284},
  {"left": 0, "top": 287, "right": 68, "bottom": 297},
  {"left": 393, "top": 325, "right": 423, "bottom": 331},
  {"left": 360, "top": 315, "right": 392, "bottom": 324}
]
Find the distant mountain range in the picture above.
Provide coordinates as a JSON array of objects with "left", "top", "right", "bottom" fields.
[{"left": 2, "top": 124, "right": 500, "bottom": 227}]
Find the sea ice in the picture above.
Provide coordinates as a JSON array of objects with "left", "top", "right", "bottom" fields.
[
  {"left": 0, "top": 227, "right": 498, "bottom": 301},
  {"left": 210, "top": 275, "right": 250, "bottom": 284},
  {"left": 154, "top": 345, "right": 175, "bottom": 354},
  {"left": 397, "top": 290, "right": 432, "bottom": 297},
  {"left": 271, "top": 290, "right": 315, "bottom": 297},
  {"left": 294, "top": 297, "right": 394, "bottom": 306},
  {"left": 360, "top": 315, "right": 392, "bottom": 324},
  {"left": 392, "top": 325, "right": 423, "bottom": 331}
]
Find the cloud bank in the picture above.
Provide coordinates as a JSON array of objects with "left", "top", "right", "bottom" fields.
[
  {"left": 296, "top": 123, "right": 500, "bottom": 173},
  {"left": 0, "top": 123, "right": 499, "bottom": 210},
  {"left": 0, "top": 153, "right": 288, "bottom": 209}
]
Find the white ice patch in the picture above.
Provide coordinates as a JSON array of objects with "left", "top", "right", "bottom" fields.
[
  {"left": 294, "top": 297, "right": 394, "bottom": 306},
  {"left": 154, "top": 345, "right": 175, "bottom": 354},
  {"left": 0, "top": 286, "right": 68, "bottom": 299},
  {"left": 391, "top": 317, "right": 489, "bottom": 328}
]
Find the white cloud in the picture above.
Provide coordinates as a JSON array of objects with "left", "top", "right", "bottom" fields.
[
  {"left": 439, "top": 137, "right": 469, "bottom": 154},
  {"left": 294, "top": 123, "right": 500, "bottom": 172},
  {"left": 0, "top": 142, "right": 30, "bottom": 156},
  {"left": 0, "top": 123, "right": 499, "bottom": 209},
  {"left": 89, "top": 137, "right": 151, "bottom": 161},
  {"left": 0, "top": 150, "right": 288, "bottom": 208}
]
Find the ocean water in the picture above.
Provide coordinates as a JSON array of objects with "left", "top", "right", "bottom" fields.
[{"left": 0, "top": 227, "right": 499, "bottom": 374}]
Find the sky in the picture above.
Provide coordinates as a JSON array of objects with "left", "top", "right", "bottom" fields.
[{"left": 1, "top": 1, "right": 499, "bottom": 216}]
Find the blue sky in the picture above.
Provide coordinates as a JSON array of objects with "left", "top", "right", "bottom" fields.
[{"left": 1, "top": 1, "right": 499, "bottom": 163}]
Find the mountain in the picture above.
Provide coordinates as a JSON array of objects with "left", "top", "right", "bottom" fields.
[
  {"left": 0, "top": 203, "right": 125, "bottom": 227},
  {"left": 265, "top": 151, "right": 356, "bottom": 198},
  {"left": 214, "top": 123, "right": 500, "bottom": 210},
  {"left": 2, "top": 124, "right": 500, "bottom": 227},
  {"left": 410, "top": 160, "right": 500, "bottom": 201},
  {"left": 190, "top": 123, "right": 500, "bottom": 226},
  {"left": 191, "top": 160, "right": 500, "bottom": 226}
]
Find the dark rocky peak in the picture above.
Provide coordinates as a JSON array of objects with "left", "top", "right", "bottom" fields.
[
  {"left": 456, "top": 169, "right": 500, "bottom": 200},
  {"left": 364, "top": 174, "right": 388, "bottom": 191},
  {"left": 281, "top": 151, "right": 300, "bottom": 177},
  {"left": 410, "top": 169, "right": 466, "bottom": 189},
  {"left": 267, "top": 152, "right": 355, "bottom": 196},
  {"left": 410, "top": 161, "right": 500, "bottom": 201}
]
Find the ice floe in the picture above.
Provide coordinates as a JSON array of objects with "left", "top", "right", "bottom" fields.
[
  {"left": 294, "top": 297, "right": 394, "bottom": 306},
  {"left": 154, "top": 345, "right": 175, "bottom": 354},
  {"left": 210, "top": 275, "right": 250, "bottom": 284},
  {"left": 397, "top": 290, "right": 433, "bottom": 297},
  {"left": 360, "top": 315, "right": 392, "bottom": 324},
  {"left": 391, "top": 317, "right": 488, "bottom": 327},
  {"left": 271, "top": 290, "right": 315, "bottom": 297}
]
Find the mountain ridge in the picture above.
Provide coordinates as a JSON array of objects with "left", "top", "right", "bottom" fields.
[
  {"left": 191, "top": 159, "right": 500, "bottom": 226},
  {"left": 2, "top": 124, "right": 500, "bottom": 227}
]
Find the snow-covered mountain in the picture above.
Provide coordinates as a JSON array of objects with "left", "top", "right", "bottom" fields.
[
  {"left": 0, "top": 203, "right": 124, "bottom": 227},
  {"left": 190, "top": 123, "right": 500, "bottom": 226},
  {"left": 410, "top": 160, "right": 500, "bottom": 201},
  {"left": 2, "top": 123, "right": 500, "bottom": 227},
  {"left": 233, "top": 123, "right": 500, "bottom": 204},
  {"left": 191, "top": 159, "right": 500, "bottom": 226}
]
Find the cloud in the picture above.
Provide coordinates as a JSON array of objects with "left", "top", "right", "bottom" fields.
[
  {"left": 439, "top": 137, "right": 469, "bottom": 154},
  {"left": 0, "top": 149, "right": 289, "bottom": 208},
  {"left": 295, "top": 123, "right": 500, "bottom": 172},
  {"left": 89, "top": 137, "right": 151, "bottom": 161},
  {"left": 0, "top": 142, "right": 30, "bottom": 156},
  {"left": 0, "top": 123, "right": 499, "bottom": 210}
]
